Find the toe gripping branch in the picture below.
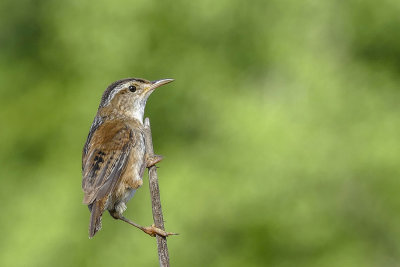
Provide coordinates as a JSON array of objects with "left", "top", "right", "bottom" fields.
[
  {"left": 118, "top": 215, "right": 177, "bottom": 237},
  {"left": 146, "top": 154, "right": 163, "bottom": 168}
]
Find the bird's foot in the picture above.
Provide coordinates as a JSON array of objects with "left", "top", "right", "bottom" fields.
[
  {"left": 146, "top": 155, "right": 163, "bottom": 168},
  {"left": 116, "top": 215, "right": 178, "bottom": 237},
  {"left": 142, "top": 224, "right": 178, "bottom": 237}
]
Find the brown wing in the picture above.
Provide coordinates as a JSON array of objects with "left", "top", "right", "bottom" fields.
[{"left": 82, "top": 120, "right": 137, "bottom": 205}]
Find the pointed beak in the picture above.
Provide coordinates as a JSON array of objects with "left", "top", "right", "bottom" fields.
[{"left": 151, "top": 78, "right": 174, "bottom": 89}]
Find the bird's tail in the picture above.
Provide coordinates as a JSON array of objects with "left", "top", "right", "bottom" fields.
[{"left": 88, "top": 201, "right": 103, "bottom": 238}]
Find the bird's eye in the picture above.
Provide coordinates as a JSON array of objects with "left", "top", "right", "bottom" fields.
[{"left": 128, "top": 85, "right": 136, "bottom": 92}]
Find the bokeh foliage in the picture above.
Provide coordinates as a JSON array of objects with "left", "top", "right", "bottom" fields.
[{"left": 1, "top": 0, "right": 400, "bottom": 266}]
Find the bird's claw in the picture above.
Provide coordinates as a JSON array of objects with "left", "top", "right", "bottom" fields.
[
  {"left": 146, "top": 155, "right": 163, "bottom": 168},
  {"left": 143, "top": 224, "right": 178, "bottom": 237}
]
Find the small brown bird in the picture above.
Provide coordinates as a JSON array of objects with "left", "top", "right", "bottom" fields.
[{"left": 82, "top": 77, "right": 174, "bottom": 238}]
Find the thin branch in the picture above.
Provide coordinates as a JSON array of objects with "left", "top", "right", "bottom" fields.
[{"left": 144, "top": 117, "right": 170, "bottom": 267}]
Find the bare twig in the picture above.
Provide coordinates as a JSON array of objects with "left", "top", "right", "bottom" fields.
[{"left": 144, "top": 117, "right": 170, "bottom": 267}]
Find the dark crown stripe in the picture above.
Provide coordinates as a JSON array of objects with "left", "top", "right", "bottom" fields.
[{"left": 100, "top": 78, "right": 135, "bottom": 106}]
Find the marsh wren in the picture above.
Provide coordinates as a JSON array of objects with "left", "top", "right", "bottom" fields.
[{"left": 82, "top": 77, "right": 174, "bottom": 238}]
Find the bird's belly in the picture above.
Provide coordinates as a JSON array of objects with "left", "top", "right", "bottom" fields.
[
  {"left": 121, "top": 187, "right": 137, "bottom": 203},
  {"left": 107, "top": 135, "right": 146, "bottom": 212},
  {"left": 125, "top": 146, "right": 146, "bottom": 185},
  {"left": 113, "top": 149, "right": 145, "bottom": 201},
  {"left": 106, "top": 162, "right": 144, "bottom": 212}
]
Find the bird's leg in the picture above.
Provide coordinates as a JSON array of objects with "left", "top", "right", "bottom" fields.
[
  {"left": 112, "top": 213, "right": 177, "bottom": 237},
  {"left": 146, "top": 154, "right": 163, "bottom": 168}
]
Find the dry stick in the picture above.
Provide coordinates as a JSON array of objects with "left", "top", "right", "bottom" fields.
[{"left": 144, "top": 117, "right": 170, "bottom": 267}]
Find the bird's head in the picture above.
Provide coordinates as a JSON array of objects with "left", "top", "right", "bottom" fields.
[{"left": 97, "top": 78, "right": 173, "bottom": 122}]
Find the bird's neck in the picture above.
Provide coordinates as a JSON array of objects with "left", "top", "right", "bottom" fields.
[
  {"left": 99, "top": 100, "right": 147, "bottom": 124},
  {"left": 129, "top": 98, "right": 147, "bottom": 123},
  {"left": 130, "top": 105, "right": 145, "bottom": 124}
]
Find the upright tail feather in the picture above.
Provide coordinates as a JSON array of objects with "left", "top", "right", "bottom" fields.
[{"left": 88, "top": 201, "right": 103, "bottom": 238}]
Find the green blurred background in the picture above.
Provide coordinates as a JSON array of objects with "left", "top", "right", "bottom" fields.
[{"left": 1, "top": 0, "right": 400, "bottom": 266}]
